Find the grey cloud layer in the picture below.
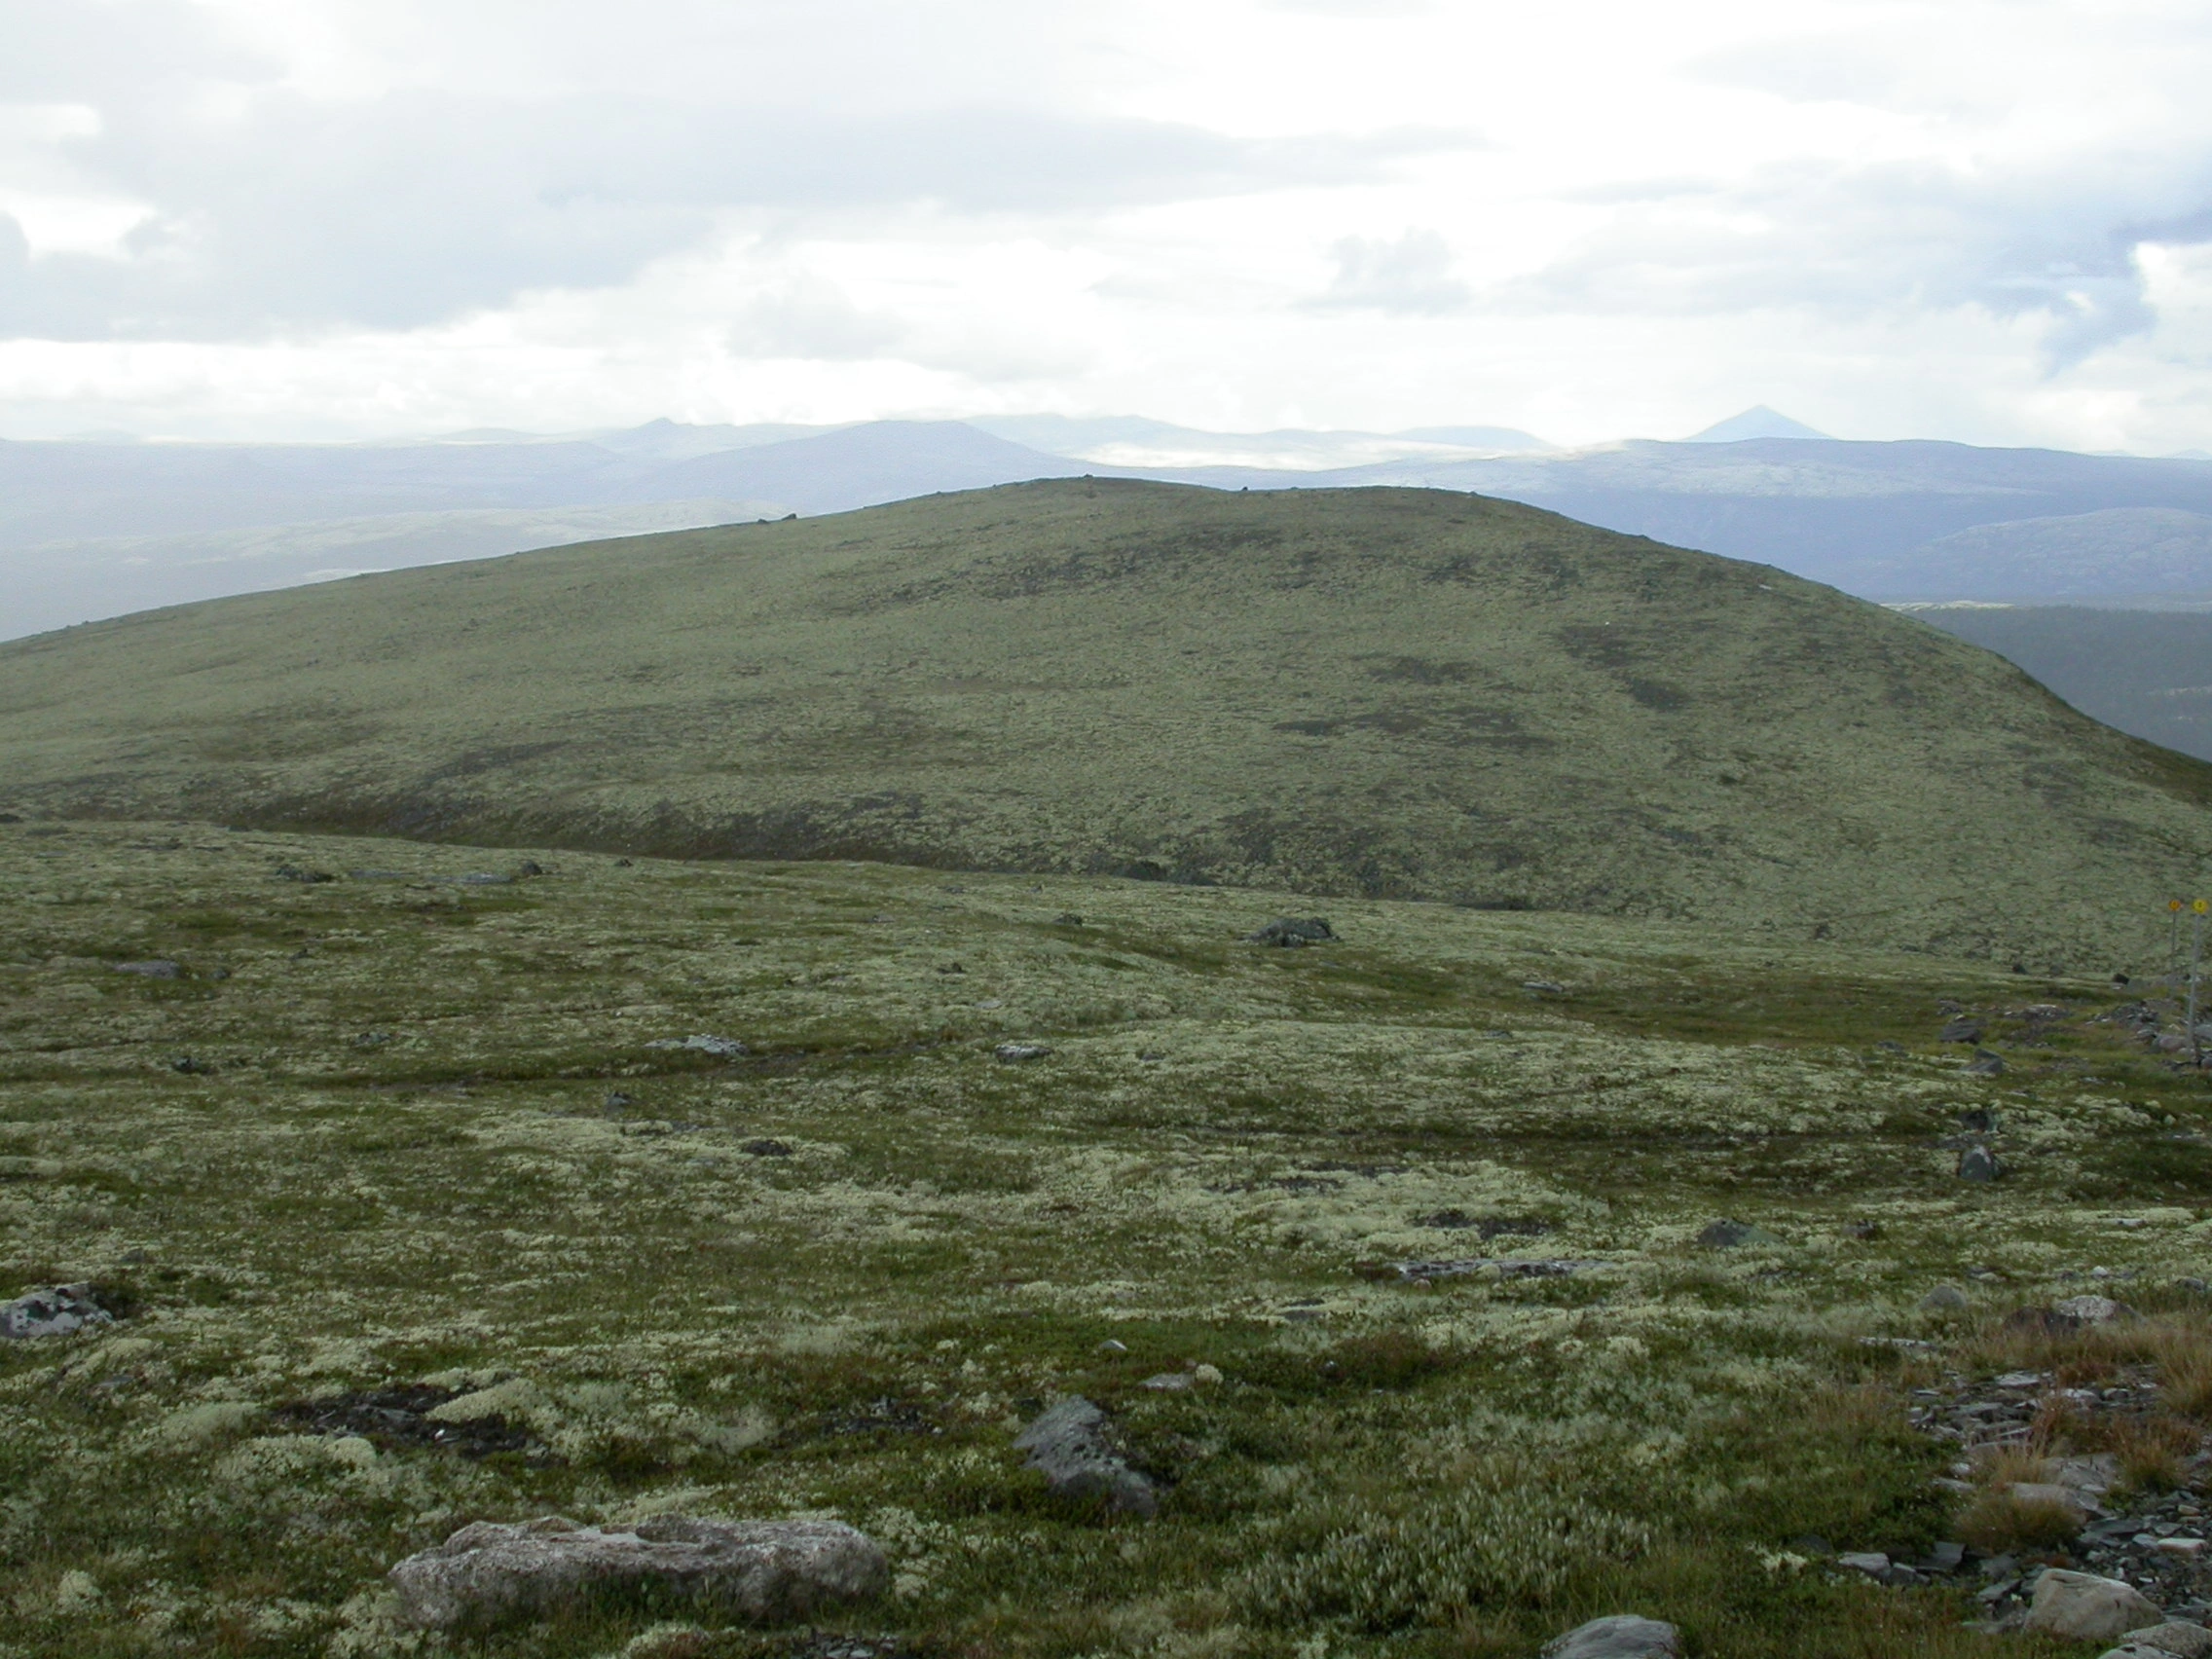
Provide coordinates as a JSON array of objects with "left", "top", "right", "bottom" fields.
[
  {"left": 0, "top": 74, "right": 1468, "bottom": 339},
  {"left": 1530, "top": 152, "right": 2212, "bottom": 366}
]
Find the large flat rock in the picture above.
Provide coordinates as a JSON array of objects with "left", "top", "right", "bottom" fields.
[{"left": 388, "top": 1514, "right": 885, "bottom": 1632}]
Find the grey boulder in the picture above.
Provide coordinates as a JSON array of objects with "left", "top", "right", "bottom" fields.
[
  {"left": 1957, "top": 1146, "right": 2002, "bottom": 1182},
  {"left": 1539, "top": 1614, "right": 1681, "bottom": 1659},
  {"left": 1244, "top": 917, "right": 1335, "bottom": 947},
  {"left": 387, "top": 1514, "right": 886, "bottom": 1633},
  {"left": 1696, "top": 1218, "right": 1777, "bottom": 1248},
  {"left": 1, "top": 1284, "right": 112, "bottom": 1340},
  {"left": 1013, "top": 1397, "right": 1156, "bottom": 1517},
  {"left": 2025, "top": 1570, "right": 2163, "bottom": 1642}
]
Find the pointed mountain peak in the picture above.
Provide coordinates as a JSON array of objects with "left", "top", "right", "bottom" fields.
[{"left": 1684, "top": 406, "right": 1829, "bottom": 443}]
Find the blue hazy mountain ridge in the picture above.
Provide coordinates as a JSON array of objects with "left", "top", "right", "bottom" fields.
[
  {"left": 968, "top": 413, "right": 1557, "bottom": 460},
  {"left": 616, "top": 420, "right": 1087, "bottom": 515},
  {"left": 0, "top": 500, "right": 786, "bottom": 642},
  {"left": 0, "top": 434, "right": 645, "bottom": 542}
]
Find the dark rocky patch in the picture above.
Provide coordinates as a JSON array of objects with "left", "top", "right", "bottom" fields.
[{"left": 272, "top": 1384, "right": 550, "bottom": 1461}]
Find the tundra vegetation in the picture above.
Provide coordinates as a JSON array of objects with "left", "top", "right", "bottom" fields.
[{"left": 7, "top": 819, "right": 2212, "bottom": 1658}]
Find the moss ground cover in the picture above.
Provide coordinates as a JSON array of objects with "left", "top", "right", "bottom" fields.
[{"left": 4, "top": 819, "right": 2210, "bottom": 1657}]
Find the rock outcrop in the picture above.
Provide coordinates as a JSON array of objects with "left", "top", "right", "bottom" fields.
[{"left": 387, "top": 1514, "right": 885, "bottom": 1632}]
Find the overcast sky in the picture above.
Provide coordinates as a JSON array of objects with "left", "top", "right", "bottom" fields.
[{"left": 3, "top": 0, "right": 2209, "bottom": 451}]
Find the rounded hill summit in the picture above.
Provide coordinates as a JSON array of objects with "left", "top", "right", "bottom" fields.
[{"left": 2, "top": 478, "right": 2204, "bottom": 964}]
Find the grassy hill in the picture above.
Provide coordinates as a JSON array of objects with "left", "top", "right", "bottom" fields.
[{"left": 2, "top": 478, "right": 2207, "bottom": 967}]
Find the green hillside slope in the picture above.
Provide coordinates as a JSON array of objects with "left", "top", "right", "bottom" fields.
[{"left": 1, "top": 479, "right": 2205, "bottom": 965}]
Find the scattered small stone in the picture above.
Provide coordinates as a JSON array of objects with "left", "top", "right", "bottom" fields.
[
  {"left": 112, "top": 960, "right": 181, "bottom": 978},
  {"left": 936, "top": 963, "right": 965, "bottom": 975},
  {"left": 1696, "top": 1218, "right": 1778, "bottom": 1248},
  {"left": 994, "top": 1044, "right": 1051, "bottom": 1062},
  {"left": 1095, "top": 1340, "right": 1127, "bottom": 1353},
  {"left": 275, "top": 865, "right": 335, "bottom": 883},
  {"left": 1521, "top": 978, "right": 1567, "bottom": 994},
  {"left": 1922, "top": 1284, "right": 1971, "bottom": 1311},
  {"left": 1960, "top": 1105, "right": 1996, "bottom": 1132},
  {"left": 1874, "top": 1039, "right": 1907, "bottom": 1053},
  {"left": 740, "top": 1139, "right": 793, "bottom": 1158},
  {"left": 1538, "top": 1614, "right": 1681, "bottom": 1659},
  {"left": 1244, "top": 917, "right": 1335, "bottom": 947},
  {"left": 1052, "top": 912, "right": 1085, "bottom": 927},
  {"left": 1013, "top": 1397, "right": 1156, "bottom": 1517},
  {"left": 1375, "top": 1256, "right": 1599, "bottom": 1282},
  {"left": 1958, "top": 1146, "right": 2003, "bottom": 1182},
  {"left": 387, "top": 1515, "right": 886, "bottom": 1633},
  {"left": 1993, "top": 1371, "right": 2046, "bottom": 1389},
  {"left": 1857, "top": 1555, "right": 1923, "bottom": 1585},
  {"left": 645, "top": 1035, "right": 746, "bottom": 1057},
  {"left": 1920, "top": 1541, "right": 1968, "bottom": 1573},
  {"left": 2053, "top": 1294, "right": 2134, "bottom": 1325},
  {"left": 2024, "top": 1569, "right": 2163, "bottom": 1641},
  {"left": 169, "top": 1055, "right": 213, "bottom": 1075},
  {"left": 1140, "top": 1373, "right": 1193, "bottom": 1390},
  {"left": 1, "top": 1284, "right": 113, "bottom": 1340},
  {"left": 1839, "top": 1551, "right": 1891, "bottom": 1577},
  {"left": 1940, "top": 1017, "right": 1984, "bottom": 1043},
  {"left": 517, "top": 861, "right": 544, "bottom": 876},
  {"left": 1966, "top": 1049, "right": 2007, "bottom": 1075}
]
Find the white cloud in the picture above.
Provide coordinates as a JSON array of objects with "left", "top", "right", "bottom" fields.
[
  {"left": 1309, "top": 229, "right": 1467, "bottom": 314},
  {"left": 0, "top": 0, "right": 2210, "bottom": 454}
]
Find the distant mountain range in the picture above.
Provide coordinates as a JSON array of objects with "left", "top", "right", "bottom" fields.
[{"left": 10, "top": 410, "right": 2212, "bottom": 671}]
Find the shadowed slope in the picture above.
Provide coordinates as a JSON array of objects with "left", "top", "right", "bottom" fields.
[{"left": 2, "top": 478, "right": 2206, "bottom": 963}]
